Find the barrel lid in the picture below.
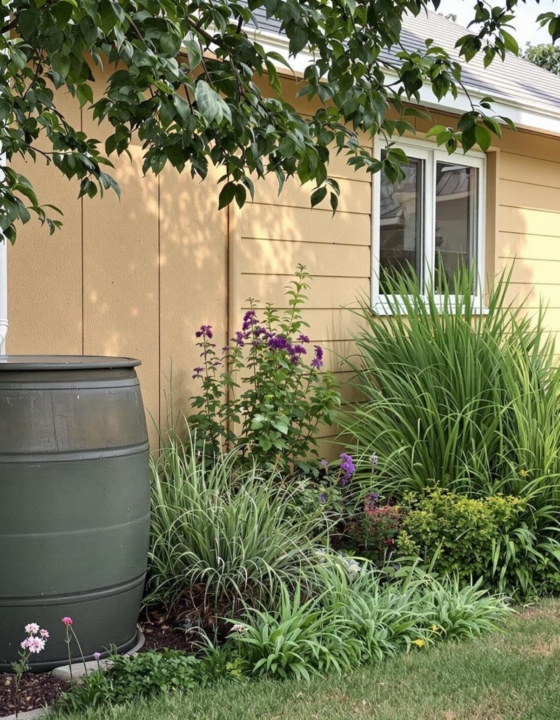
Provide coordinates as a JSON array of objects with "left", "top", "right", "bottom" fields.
[{"left": 0, "top": 355, "right": 141, "bottom": 370}]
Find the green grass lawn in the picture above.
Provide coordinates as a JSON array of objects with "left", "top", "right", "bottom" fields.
[{"left": 57, "top": 600, "right": 560, "bottom": 720}]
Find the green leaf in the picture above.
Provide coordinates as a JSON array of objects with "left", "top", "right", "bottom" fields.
[
  {"left": 184, "top": 37, "right": 202, "bottom": 70},
  {"left": 425, "top": 124, "right": 448, "bottom": 139},
  {"left": 195, "top": 81, "right": 222, "bottom": 124},
  {"left": 218, "top": 181, "right": 236, "bottom": 210},
  {"left": 474, "top": 124, "right": 492, "bottom": 152},
  {"left": 310, "top": 186, "right": 327, "bottom": 207},
  {"left": 18, "top": 10, "right": 41, "bottom": 38},
  {"left": 159, "top": 33, "right": 181, "bottom": 58}
]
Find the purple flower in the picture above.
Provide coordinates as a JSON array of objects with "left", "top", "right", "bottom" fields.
[
  {"left": 93, "top": 652, "right": 101, "bottom": 661},
  {"left": 320, "top": 492, "right": 327, "bottom": 504},
  {"left": 242, "top": 310, "right": 258, "bottom": 332},
  {"left": 293, "top": 345, "right": 306, "bottom": 355},
  {"left": 311, "top": 345, "right": 324, "bottom": 369},
  {"left": 222, "top": 346, "right": 230, "bottom": 353},
  {"left": 195, "top": 325, "right": 213, "bottom": 339},
  {"left": 298, "top": 334, "right": 310, "bottom": 343},
  {"left": 193, "top": 366, "right": 204, "bottom": 374},
  {"left": 320, "top": 459, "right": 329, "bottom": 470},
  {"left": 371, "top": 452, "right": 378, "bottom": 472},
  {"left": 268, "top": 335, "right": 290, "bottom": 351},
  {"left": 233, "top": 331, "right": 245, "bottom": 347},
  {"left": 340, "top": 453, "right": 355, "bottom": 486},
  {"left": 368, "top": 492, "right": 380, "bottom": 511}
]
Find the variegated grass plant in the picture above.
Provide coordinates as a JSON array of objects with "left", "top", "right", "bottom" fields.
[{"left": 146, "top": 434, "right": 329, "bottom": 622}]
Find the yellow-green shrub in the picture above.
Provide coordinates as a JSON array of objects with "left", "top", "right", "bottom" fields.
[{"left": 397, "top": 489, "right": 544, "bottom": 596}]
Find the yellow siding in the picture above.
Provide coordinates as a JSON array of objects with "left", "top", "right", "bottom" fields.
[
  {"left": 497, "top": 145, "right": 560, "bottom": 349},
  {"left": 7, "top": 70, "right": 560, "bottom": 455}
]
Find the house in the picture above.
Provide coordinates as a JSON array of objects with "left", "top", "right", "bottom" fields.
[{"left": 5, "top": 10, "right": 560, "bottom": 451}]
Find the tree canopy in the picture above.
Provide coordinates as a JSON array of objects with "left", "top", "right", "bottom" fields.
[
  {"left": 524, "top": 42, "right": 560, "bottom": 74},
  {"left": 0, "top": 0, "right": 558, "bottom": 242}
]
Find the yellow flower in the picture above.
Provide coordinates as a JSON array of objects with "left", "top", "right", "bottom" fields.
[
  {"left": 412, "top": 639, "right": 425, "bottom": 648},
  {"left": 430, "top": 624, "right": 440, "bottom": 633},
  {"left": 519, "top": 469, "right": 528, "bottom": 478}
]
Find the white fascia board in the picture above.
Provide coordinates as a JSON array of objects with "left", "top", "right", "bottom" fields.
[{"left": 252, "top": 28, "right": 560, "bottom": 137}]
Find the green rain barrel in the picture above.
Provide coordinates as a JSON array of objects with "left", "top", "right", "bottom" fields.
[{"left": 0, "top": 356, "right": 150, "bottom": 671}]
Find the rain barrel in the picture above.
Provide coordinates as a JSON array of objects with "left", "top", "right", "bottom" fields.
[{"left": 0, "top": 356, "right": 150, "bottom": 671}]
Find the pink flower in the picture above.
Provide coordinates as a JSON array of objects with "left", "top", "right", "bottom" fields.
[
  {"left": 39, "top": 629, "right": 49, "bottom": 638},
  {"left": 26, "top": 637, "right": 45, "bottom": 654},
  {"left": 25, "top": 623, "right": 40, "bottom": 635},
  {"left": 61, "top": 617, "right": 73, "bottom": 626},
  {"left": 21, "top": 638, "right": 31, "bottom": 650},
  {"left": 93, "top": 652, "right": 101, "bottom": 660}
]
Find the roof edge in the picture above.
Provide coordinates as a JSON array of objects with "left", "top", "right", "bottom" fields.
[{"left": 249, "top": 28, "right": 560, "bottom": 138}]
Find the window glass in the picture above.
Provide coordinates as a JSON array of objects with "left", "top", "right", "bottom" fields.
[
  {"left": 379, "top": 157, "right": 424, "bottom": 293},
  {"left": 435, "top": 162, "right": 478, "bottom": 292}
]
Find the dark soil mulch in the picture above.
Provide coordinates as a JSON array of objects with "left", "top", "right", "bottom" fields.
[
  {"left": 0, "top": 610, "right": 201, "bottom": 717},
  {"left": 0, "top": 672, "right": 66, "bottom": 717}
]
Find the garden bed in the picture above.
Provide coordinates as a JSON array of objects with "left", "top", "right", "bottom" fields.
[{"left": 0, "top": 612, "right": 194, "bottom": 717}]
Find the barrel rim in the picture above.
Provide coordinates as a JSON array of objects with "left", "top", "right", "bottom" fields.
[{"left": 0, "top": 355, "right": 141, "bottom": 370}]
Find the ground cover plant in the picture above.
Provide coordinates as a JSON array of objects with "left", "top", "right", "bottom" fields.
[
  {"left": 51, "top": 600, "right": 560, "bottom": 720},
  {"left": 53, "top": 565, "right": 511, "bottom": 714},
  {"left": 342, "top": 268, "right": 560, "bottom": 597}
]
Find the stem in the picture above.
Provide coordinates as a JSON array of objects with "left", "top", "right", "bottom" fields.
[
  {"left": 65, "top": 627, "right": 73, "bottom": 682},
  {"left": 70, "top": 626, "right": 88, "bottom": 677}
]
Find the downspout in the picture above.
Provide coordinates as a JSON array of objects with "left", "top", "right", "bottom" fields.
[{"left": 0, "top": 151, "right": 7, "bottom": 354}]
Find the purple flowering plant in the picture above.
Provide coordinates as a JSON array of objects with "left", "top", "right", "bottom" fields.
[{"left": 189, "top": 265, "right": 340, "bottom": 475}]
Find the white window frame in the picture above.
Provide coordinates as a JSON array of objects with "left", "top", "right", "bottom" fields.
[{"left": 372, "top": 137, "right": 487, "bottom": 315}]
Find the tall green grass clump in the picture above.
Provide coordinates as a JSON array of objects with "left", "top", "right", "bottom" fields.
[
  {"left": 341, "top": 268, "right": 560, "bottom": 594},
  {"left": 146, "top": 434, "right": 328, "bottom": 622}
]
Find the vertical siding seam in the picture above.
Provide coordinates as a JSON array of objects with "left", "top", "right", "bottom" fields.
[
  {"left": 80, "top": 104, "right": 84, "bottom": 355},
  {"left": 157, "top": 173, "right": 161, "bottom": 432}
]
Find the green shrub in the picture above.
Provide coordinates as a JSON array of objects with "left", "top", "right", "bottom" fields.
[
  {"left": 341, "top": 267, "right": 560, "bottom": 595},
  {"left": 397, "top": 489, "right": 539, "bottom": 594},
  {"left": 146, "top": 436, "right": 329, "bottom": 619},
  {"left": 189, "top": 265, "right": 340, "bottom": 476}
]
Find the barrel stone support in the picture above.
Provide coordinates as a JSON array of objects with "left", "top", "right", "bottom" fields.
[{"left": 0, "top": 356, "right": 151, "bottom": 672}]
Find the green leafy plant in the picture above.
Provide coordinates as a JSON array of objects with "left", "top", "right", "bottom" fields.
[
  {"left": 146, "top": 434, "right": 329, "bottom": 620},
  {"left": 396, "top": 489, "right": 541, "bottom": 595},
  {"left": 342, "top": 267, "right": 560, "bottom": 595},
  {"left": 227, "top": 565, "right": 512, "bottom": 680},
  {"left": 225, "top": 583, "right": 363, "bottom": 680},
  {"left": 55, "top": 650, "right": 206, "bottom": 713},
  {"left": 189, "top": 266, "right": 340, "bottom": 476}
]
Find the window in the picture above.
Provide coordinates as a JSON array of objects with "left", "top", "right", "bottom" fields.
[{"left": 373, "top": 138, "right": 486, "bottom": 313}]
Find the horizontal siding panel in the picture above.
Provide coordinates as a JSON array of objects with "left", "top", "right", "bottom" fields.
[
  {"left": 502, "top": 283, "right": 560, "bottom": 308},
  {"left": 238, "top": 239, "right": 371, "bottom": 277},
  {"left": 498, "top": 206, "right": 560, "bottom": 238},
  {"left": 498, "top": 232, "right": 560, "bottom": 261},
  {"left": 251, "top": 176, "right": 371, "bottom": 215},
  {"left": 240, "top": 203, "right": 371, "bottom": 245},
  {"left": 500, "top": 179, "right": 560, "bottom": 214},
  {"left": 239, "top": 275, "right": 369, "bottom": 309},
  {"left": 500, "top": 152, "right": 560, "bottom": 190},
  {"left": 497, "top": 256, "right": 560, "bottom": 285}
]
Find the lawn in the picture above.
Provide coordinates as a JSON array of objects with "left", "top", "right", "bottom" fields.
[{"left": 56, "top": 600, "right": 560, "bottom": 720}]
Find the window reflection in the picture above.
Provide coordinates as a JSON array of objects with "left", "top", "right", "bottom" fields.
[
  {"left": 379, "top": 158, "right": 424, "bottom": 293},
  {"left": 435, "top": 163, "right": 478, "bottom": 292}
]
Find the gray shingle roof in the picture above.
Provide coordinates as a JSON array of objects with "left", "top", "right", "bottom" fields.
[{"left": 247, "top": 7, "right": 560, "bottom": 115}]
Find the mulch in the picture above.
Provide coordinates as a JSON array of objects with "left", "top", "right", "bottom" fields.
[
  {"left": 0, "top": 611, "right": 200, "bottom": 717},
  {"left": 0, "top": 672, "right": 66, "bottom": 717}
]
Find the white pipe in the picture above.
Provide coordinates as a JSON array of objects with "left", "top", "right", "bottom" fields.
[{"left": 0, "top": 152, "right": 7, "bottom": 354}]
